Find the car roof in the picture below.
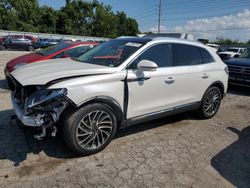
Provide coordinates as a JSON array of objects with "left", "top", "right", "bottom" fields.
[
  {"left": 117, "top": 36, "right": 202, "bottom": 46},
  {"left": 117, "top": 37, "right": 152, "bottom": 43}
]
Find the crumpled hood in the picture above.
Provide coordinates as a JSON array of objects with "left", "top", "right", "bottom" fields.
[{"left": 11, "top": 58, "right": 116, "bottom": 86}]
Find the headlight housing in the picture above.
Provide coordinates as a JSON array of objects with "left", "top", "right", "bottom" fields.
[{"left": 25, "top": 88, "right": 67, "bottom": 110}]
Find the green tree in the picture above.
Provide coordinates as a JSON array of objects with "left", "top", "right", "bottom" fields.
[
  {"left": 0, "top": 0, "right": 140, "bottom": 37},
  {"left": 116, "top": 11, "right": 139, "bottom": 36},
  {"left": 7, "top": 0, "right": 40, "bottom": 32},
  {"left": 92, "top": 3, "right": 117, "bottom": 37},
  {"left": 214, "top": 37, "right": 244, "bottom": 45},
  {"left": 57, "top": 0, "right": 94, "bottom": 35},
  {"left": 39, "top": 6, "right": 57, "bottom": 33}
]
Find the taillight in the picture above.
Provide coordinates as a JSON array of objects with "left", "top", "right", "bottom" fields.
[{"left": 224, "top": 66, "right": 229, "bottom": 74}]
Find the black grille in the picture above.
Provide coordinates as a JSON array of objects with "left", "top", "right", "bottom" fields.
[{"left": 227, "top": 64, "right": 250, "bottom": 75}]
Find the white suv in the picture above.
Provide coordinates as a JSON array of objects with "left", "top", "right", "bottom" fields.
[
  {"left": 219, "top": 47, "right": 246, "bottom": 60},
  {"left": 8, "top": 37, "right": 228, "bottom": 155}
]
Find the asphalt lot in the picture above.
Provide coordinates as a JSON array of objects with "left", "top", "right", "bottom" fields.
[{"left": 0, "top": 51, "right": 250, "bottom": 188}]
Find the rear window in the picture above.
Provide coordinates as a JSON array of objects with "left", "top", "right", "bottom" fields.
[
  {"left": 172, "top": 44, "right": 203, "bottom": 66},
  {"left": 172, "top": 44, "right": 214, "bottom": 66}
]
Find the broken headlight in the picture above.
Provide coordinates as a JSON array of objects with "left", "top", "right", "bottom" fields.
[{"left": 25, "top": 88, "right": 67, "bottom": 110}]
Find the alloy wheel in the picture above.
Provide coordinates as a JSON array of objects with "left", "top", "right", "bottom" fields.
[
  {"left": 204, "top": 89, "right": 221, "bottom": 116},
  {"left": 76, "top": 110, "right": 113, "bottom": 150}
]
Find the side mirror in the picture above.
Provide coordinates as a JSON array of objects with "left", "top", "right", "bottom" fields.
[{"left": 137, "top": 60, "right": 158, "bottom": 71}]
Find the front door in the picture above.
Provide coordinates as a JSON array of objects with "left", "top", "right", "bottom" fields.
[{"left": 126, "top": 43, "right": 178, "bottom": 119}]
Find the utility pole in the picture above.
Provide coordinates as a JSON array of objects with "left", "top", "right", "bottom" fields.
[{"left": 157, "top": 0, "right": 162, "bottom": 34}]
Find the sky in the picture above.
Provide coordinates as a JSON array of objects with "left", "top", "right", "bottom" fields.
[{"left": 39, "top": 0, "right": 250, "bottom": 41}]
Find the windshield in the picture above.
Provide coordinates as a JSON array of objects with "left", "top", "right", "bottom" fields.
[
  {"left": 36, "top": 42, "right": 70, "bottom": 56},
  {"left": 74, "top": 39, "right": 144, "bottom": 67},
  {"left": 239, "top": 48, "right": 250, "bottom": 58},
  {"left": 227, "top": 48, "right": 239, "bottom": 53}
]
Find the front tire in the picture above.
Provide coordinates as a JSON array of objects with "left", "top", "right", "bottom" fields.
[
  {"left": 198, "top": 86, "right": 222, "bottom": 119},
  {"left": 63, "top": 103, "right": 117, "bottom": 155},
  {"left": 28, "top": 45, "right": 34, "bottom": 51}
]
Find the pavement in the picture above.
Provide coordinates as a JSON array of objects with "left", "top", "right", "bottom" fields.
[{"left": 0, "top": 51, "right": 250, "bottom": 188}]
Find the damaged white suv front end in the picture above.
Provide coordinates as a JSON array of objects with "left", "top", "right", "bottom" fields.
[{"left": 10, "top": 81, "right": 69, "bottom": 139}]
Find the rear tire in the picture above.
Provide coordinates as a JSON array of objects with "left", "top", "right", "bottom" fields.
[
  {"left": 63, "top": 103, "right": 117, "bottom": 155},
  {"left": 198, "top": 86, "right": 222, "bottom": 119}
]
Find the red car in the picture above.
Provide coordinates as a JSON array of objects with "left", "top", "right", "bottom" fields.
[{"left": 5, "top": 41, "right": 98, "bottom": 73}]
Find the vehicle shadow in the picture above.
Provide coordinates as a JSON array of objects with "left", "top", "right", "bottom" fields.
[
  {"left": 0, "top": 109, "right": 75, "bottom": 166},
  {"left": 227, "top": 85, "right": 250, "bottom": 96},
  {"left": 211, "top": 126, "right": 250, "bottom": 187},
  {"left": 0, "top": 108, "right": 196, "bottom": 166},
  {"left": 116, "top": 112, "right": 194, "bottom": 138}
]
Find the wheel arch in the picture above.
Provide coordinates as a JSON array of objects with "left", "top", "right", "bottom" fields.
[
  {"left": 62, "top": 96, "right": 124, "bottom": 127},
  {"left": 207, "top": 81, "right": 225, "bottom": 98}
]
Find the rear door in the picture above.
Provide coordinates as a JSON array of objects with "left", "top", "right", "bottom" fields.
[{"left": 171, "top": 43, "right": 212, "bottom": 103}]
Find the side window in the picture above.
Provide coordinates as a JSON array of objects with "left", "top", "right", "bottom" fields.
[
  {"left": 199, "top": 48, "right": 214, "bottom": 63},
  {"left": 172, "top": 44, "right": 203, "bottom": 66},
  {"left": 128, "top": 44, "right": 172, "bottom": 69},
  {"left": 64, "top": 46, "right": 92, "bottom": 58}
]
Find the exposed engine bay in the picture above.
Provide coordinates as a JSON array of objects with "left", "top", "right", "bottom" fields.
[{"left": 8, "top": 75, "right": 69, "bottom": 140}]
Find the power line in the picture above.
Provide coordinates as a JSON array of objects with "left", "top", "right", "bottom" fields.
[
  {"left": 188, "top": 27, "right": 250, "bottom": 33},
  {"left": 163, "top": 2, "right": 250, "bottom": 14},
  {"left": 163, "top": 0, "right": 248, "bottom": 8},
  {"left": 161, "top": 10, "right": 246, "bottom": 21},
  {"left": 133, "top": 6, "right": 158, "bottom": 18},
  {"left": 134, "top": 11, "right": 157, "bottom": 20}
]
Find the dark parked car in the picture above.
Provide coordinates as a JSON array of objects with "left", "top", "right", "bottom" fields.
[
  {"left": 224, "top": 48, "right": 250, "bottom": 87},
  {"left": 0, "top": 36, "right": 36, "bottom": 51}
]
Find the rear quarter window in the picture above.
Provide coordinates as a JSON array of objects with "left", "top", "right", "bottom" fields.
[
  {"left": 172, "top": 44, "right": 203, "bottom": 66},
  {"left": 199, "top": 48, "right": 215, "bottom": 63}
]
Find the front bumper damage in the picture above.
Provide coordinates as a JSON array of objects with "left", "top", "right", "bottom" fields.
[{"left": 11, "top": 92, "right": 69, "bottom": 140}]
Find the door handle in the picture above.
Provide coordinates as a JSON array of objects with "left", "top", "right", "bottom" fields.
[
  {"left": 202, "top": 73, "right": 209, "bottom": 79},
  {"left": 165, "top": 77, "right": 175, "bottom": 84}
]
